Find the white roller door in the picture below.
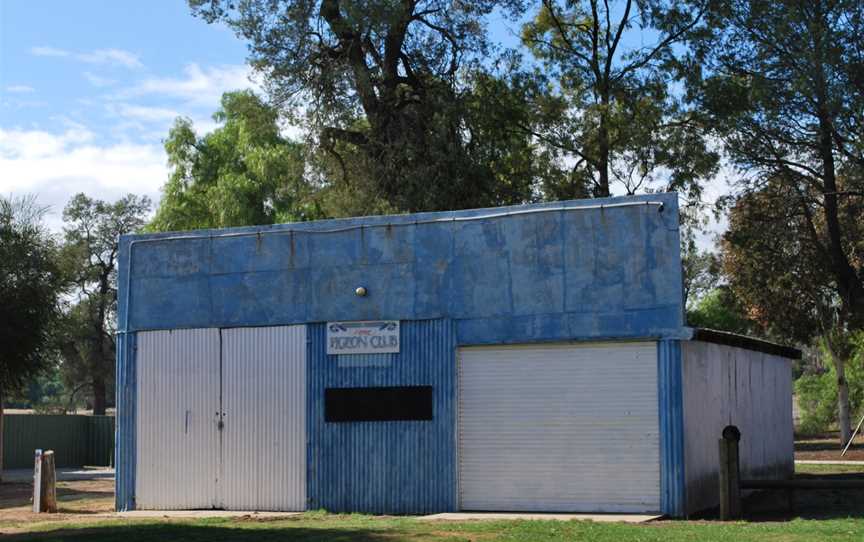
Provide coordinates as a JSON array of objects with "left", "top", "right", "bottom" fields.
[
  {"left": 458, "top": 342, "right": 660, "bottom": 513},
  {"left": 219, "top": 326, "right": 307, "bottom": 511},
  {"left": 136, "top": 328, "right": 221, "bottom": 509}
]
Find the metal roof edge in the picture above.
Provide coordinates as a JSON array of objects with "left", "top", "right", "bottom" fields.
[
  {"left": 688, "top": 327, "right": 802, "bottom": 360},
  {"left": 120, "top": 192, "right": 680, "bottom": 243}
]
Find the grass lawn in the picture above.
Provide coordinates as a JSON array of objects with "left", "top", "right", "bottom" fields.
[
  {"left": 795, "top": 463, "right": 864, "bottom": 475},
  {"left": 2, "top": 461, "right": 863, "bottom": 540},
  {"left": 3, "top": 512, "right": 864, "bottom": 542}
]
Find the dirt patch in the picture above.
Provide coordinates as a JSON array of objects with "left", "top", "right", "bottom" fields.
[
  {"left": 795, "top": 433, "right": 864, "bottom": 461},
  {"left": 0, "top": 477, "right": 115, "bottom": 531}
]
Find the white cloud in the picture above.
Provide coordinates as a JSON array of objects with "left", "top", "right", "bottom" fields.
[
  {"left": 0, "top": 126, "right": 165, "bottom": 231},
  {"left": 79, "top": 49, "right": 143, "bottom": 69},
  {"left": 5, "top": 85, "right": 35, "bottom": 93},
  {"left": 114, "top": 104, "right": 181, "bottom": 123},
  {"left": 31, "top": 46, "right": 143, "bottom": 69},
  {"left": 122, "top": 63, "right": 259, "bottom": 107},
  {"left": 83, "top": 72, "right": 116, "bottom": 87},
  {"left": 31, "top": 46, "right": 70, "bottom": 58}
]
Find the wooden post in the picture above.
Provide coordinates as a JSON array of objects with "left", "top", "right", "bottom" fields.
[
  {"left": 32, "top": 449, "right": 57, "bottom": 513},
  {"left": 719, "top": 425, "right": 742, "bottom": 520},
  {"left": 40, "top": 451, "right": 57, "bottom": 513}
]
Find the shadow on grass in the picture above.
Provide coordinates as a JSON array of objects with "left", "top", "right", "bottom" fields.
[
  {"left": 744, "top": 472, "right": 864, "bottom": 522},
  {"left": 0, "top": 487, "right": 112, "bottom": 510},
  {"left": 685, "top": 472, "right": 864, "bottom": 522},
  {"left": 2, "top": 523, "right": 445, "bottom": 542},
  {"left": 794, "top": 433, "right": 863, "bottom": 456}
]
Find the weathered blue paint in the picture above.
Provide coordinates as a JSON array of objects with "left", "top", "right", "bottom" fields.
[
  {"left": 114, "top": 331, "right": 137, "bottom": 511},
  {"left": 658, "top": 339, "right": 686, "bottom": 517},
  {"left": 117, "top": 193, "right": 684, "bottom": 343},
  {"left": 307, "top": 319, "right": 457, "bottom": 514}
]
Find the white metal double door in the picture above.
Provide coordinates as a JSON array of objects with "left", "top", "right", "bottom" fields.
[{"left": 136, "top": 326, "right": 306, "bottom": 511}]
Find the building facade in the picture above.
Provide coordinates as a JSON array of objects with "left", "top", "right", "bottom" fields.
[{"left": 115, "top": 192, "right": 796, "bottom": 517}]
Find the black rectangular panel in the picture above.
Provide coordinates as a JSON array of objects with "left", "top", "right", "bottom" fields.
[{"left": 325, "top": 386, "right": 433, "bottom": 422}]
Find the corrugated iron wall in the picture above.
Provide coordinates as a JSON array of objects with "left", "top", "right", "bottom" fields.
[
  {"left": 2, "top": 415, "right": 114, "bottom": 469},
  {"left": 307, "top": 319, "right": 457, "bottom": 514},
  {"left": 681, "top": 341, "right": 794, "bottom": 515},
  {"left": 115, "top": 331, "right": 136, "bottom": 511},
  {"left": 135, "top": 328, "right": 221, "bottom": 510},
  {"left": 220, "top": 326, "right": 307, "bottom": 511},
  {"left": 658, "top": 339, "right": 686, "bottom": 517}
]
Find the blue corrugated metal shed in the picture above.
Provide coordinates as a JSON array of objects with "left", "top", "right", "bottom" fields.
[{"left": 116, "top": 192, "right": 695, "bottom": 515}]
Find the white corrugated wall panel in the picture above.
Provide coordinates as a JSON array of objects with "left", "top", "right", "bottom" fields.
[
  {"left": 219, "top": 325, "right": 307, "bottom": 511},
  {"left": 136, "top": 328, "right": 220, "bottom": 509},
  {"left": 681, "top": 341, "right": 794, "bottom": 514},
  {"left": 458, "top": 342, "right": 660, "bottom": 513}
]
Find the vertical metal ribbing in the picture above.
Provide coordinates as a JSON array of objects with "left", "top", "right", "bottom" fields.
[
  {"left": 307, "top": 319, "right": 457, "bottom": 514},
  {"left": 115, "top": 331, "right": 136, "bottom": 511},
  {"left": 220, "top": 325, "right": 306, "bottom": 511},
  {"left": 135, "top": 328, "right": 220, "bottom": 509},
  {"left": 658, "top": 339, "right": 686, "bottom": 517}
]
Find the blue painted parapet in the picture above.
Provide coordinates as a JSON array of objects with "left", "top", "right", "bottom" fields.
[{"left": 117, "top": 193, "right": 684, "bottom": 341}]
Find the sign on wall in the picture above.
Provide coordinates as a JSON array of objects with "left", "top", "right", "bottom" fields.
[{"left": 327, "top": 321, "right": 400, "bottom": 355}]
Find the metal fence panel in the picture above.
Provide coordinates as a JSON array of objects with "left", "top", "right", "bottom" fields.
[{"left": 2, "top": 414, "right": 115, "bottom": 469}]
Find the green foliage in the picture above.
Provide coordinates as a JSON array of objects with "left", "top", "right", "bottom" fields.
[
  {"left": 189, "top": 0, "right": 546, "bottom": 214},
  {"left": 0, "top": 195, "right": 62, "bottom": 396},
  {"left": 687, "top": 0, "right": 864, "bottom": 329},
  {"left": 687, "top": 287, "right": 755, "bottom": 335},
  {"left": 722, "top": 184, "right": 836, "bottom": 344},
  {"left": 8, "top": 367, "right": 70, "bottom": 414},
  {"left": 519, "top": 0, "right": 717, "bottom": 199},
  {"left": 150, "top": 91, "right": 316, "bottom": 231},
  {"left": 796, "top": 333, "right": 864, "bottom": 435}
]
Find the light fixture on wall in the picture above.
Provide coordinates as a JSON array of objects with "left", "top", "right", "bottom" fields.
[{"left": 355, "top": 286, "right": 368, "bottom": 297}]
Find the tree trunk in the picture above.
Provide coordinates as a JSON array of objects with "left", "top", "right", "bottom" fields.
[
  {"left": 836, "top": 358, "right": 852, "bottom": 446},
  {"left": 0, "top": 387, "right": 4, "bottom": 483},
  {"left": 596, "top": 98, "right": 611, "bottom": 198},
  {"left": 825, "top": 336, "right": 853, "bottom": 445},
  {"left": 92, "top": 376, "right": 106, "bottom": 416},
  {"left": 812, "top": 12, "right": 864, "bottom": 329}
]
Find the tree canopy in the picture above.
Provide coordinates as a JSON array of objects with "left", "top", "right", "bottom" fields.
[
  {"left": 0, "top": 195, "right": 63, "bottom": 477},
  {"left": 150, "top": 91, "right": 316, "bottom": 231},
  {"left": 687, "top": 0, "right": 864, "bottom": 330},
  {"left": 189, "top": 0, "right": 558, "bottom": 213},
  {"left": 0, "top": 196, "right": 62, "bottom": 394},
  {"left": 519, "top": 0, "right": 716, "bottom": 199}
]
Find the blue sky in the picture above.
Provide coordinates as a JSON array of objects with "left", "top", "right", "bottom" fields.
[{"left": 0, "top": 0, "right": 259, "bottom": 229}]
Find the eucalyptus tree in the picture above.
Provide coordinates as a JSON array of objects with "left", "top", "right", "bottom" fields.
[
  {"left": 150, "top": 90, "right": 317, "bottom": 231},
  {"left": 59, "top": 193, "right": 151, "bottom": 415},
  {"left": 685, "top": 0, "right": 864, "bottom": 443},
  {"left": 189, "top": 0, "right": 544, "bottom": 212},
  {"left": 686, "top": 0, "right": 864, "bottom": 329},
  {"left": 519, "top": 0, "right": 716, "bottom": 199},
  {"left": 0, "top": 195, "right": 62, "bottom": 479},
  {"left": 721, "top": 177, "right": 863, "bottom": 443}
]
